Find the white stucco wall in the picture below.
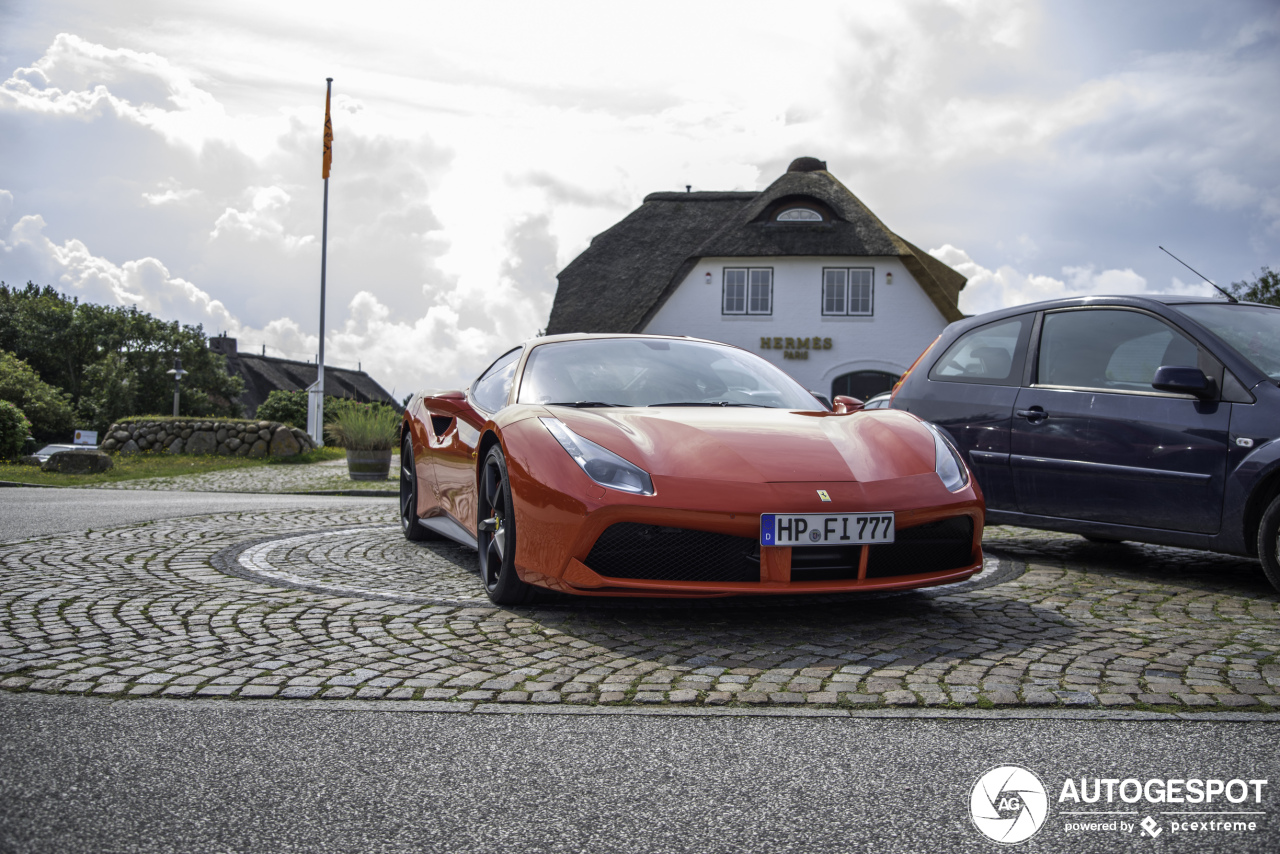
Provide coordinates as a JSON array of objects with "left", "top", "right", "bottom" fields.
[{"left": 641, "top": 256, "right": 949, "bottom": 395}]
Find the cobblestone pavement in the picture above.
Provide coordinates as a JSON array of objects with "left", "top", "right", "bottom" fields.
[
  {"left": 1, "top": 507, "right": 1277, "bottom": 712},
  {"left": 82, "top": 456, "right": 396, "bottom": 493}
]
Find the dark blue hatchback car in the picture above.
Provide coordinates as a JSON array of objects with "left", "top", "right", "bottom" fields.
[{"left": 891, "top": 295, "right": 1280, "bottom": 591}]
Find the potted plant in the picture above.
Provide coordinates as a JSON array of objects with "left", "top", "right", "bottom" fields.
[{"left": 325, "top": 402, "right": 400, "bottom": 481}]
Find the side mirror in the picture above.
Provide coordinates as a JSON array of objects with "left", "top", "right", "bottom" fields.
[
  {"left": 1151, "top": 365, "right": 1210, "bottom": 397},
  {"left": 833, "top": 395, "right": 865, "bottom": 414}
]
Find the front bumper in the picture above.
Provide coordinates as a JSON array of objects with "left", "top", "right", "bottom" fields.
[{"left": 506, "top": 436, "right": 984, "bottom": 597}]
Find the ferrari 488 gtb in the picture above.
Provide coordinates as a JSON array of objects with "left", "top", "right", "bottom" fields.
[{"left": 401, "top": 334, "right": 984, "bottom": 604}]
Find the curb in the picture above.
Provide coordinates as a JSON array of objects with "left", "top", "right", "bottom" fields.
[{"left": 4, "top": 691, "right": 1278, "bottom": 722}]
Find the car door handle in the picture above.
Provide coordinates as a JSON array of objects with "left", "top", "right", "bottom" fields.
[{"left": 1016, "top": 407, "right": 1048, "bottom": 423}]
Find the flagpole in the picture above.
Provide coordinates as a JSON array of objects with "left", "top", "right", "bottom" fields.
[{"left": 309, "top": 77, "right": 333, "bottom": 447}]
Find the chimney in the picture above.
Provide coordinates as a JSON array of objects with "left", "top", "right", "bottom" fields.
[{"left": 209, "top": 335, "right": 237, "bottom": 355}]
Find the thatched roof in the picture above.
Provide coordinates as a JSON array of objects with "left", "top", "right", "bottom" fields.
[
  {"left": 211, "top": 339, "right": 400, "bottom": 416},
  {"left": 546, "top": 159, "right": 966, "bottom": 334}
]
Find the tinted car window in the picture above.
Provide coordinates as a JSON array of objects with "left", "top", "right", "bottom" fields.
[
  {"left": 471, "top": 348, "right": 521, "bottom": 413},
  {"left": 1037, "top": 309, "right": 1200, "bottom": 392},
  {"left": 929, "top": 317, "right": 1027, "bottom": 384}
]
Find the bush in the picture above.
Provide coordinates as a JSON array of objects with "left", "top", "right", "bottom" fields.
[
  {"left": 255, "top": 390, "right": 309, "bottom": 428},
  {"left": 0, "top": 400, "right": 31, "bottom": 460},
  {"left": 0, "top": 350, "right": 75, "bottom": 442},
  {"left": 324, "top": 402, "right": 401, "bottom": 450},
  {"left": 257, "top": 389, "right": 397, "bottom": 432}
]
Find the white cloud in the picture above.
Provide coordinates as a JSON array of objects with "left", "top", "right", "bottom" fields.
[
  {"left": 0, "top": 32, "right": 285, "bottom": 158},
  {"left": 210, "top": 185, "right": 313, "bottom": 250},
  {"left": 1194, "top": 169, "right": 1261, "bottom": 212},
  {"left": 1, "top": 211, "right": 238, "bottom": 329},
  {"left": 935, "top": 244, "right": 1207, "bottom": 316},
  {"left": 1, "top": 197, "right": 549, "bottom": 396}
]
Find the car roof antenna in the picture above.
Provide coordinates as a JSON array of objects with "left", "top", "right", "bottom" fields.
[{"left": 1159, "top": 246, "right": 1238, "bottom": 303}]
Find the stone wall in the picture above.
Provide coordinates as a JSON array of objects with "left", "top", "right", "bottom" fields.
[{"left": 102, "top": 418, "right": 316, "bottom": 458}]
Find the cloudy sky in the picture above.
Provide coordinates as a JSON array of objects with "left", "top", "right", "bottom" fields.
[{"left": 1, "top": 0, "right": 1277, "bottom": 396}]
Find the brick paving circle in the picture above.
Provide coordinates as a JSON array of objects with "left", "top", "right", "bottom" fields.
[{"left": 1, "top": 506, "right": 1277, "bottom": 711}]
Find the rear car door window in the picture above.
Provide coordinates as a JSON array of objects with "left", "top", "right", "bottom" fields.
[
  {"left": 929, "top": 317, "right": 1029, "bottom": 385},
  {"left": 1037, "top": 309, "right": 1201, "bottom": 393}
]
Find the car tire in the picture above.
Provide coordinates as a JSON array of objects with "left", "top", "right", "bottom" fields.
[
  {"left": 478, "top": 445, "right": 535, "bottom": 605},
  {"left": 400, "top": 434, "right": 435, "bottom": 542},
  {"left": 1258, "top": 493, "right": 1280, "bottom": 593}
]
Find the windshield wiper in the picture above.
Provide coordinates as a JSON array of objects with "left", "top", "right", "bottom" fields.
[
  {"left": 648, "top": 401, "right": 769, "bottom": 407},
  {"left": 542, "top": 401, "right": 621, "bottom": 408}
]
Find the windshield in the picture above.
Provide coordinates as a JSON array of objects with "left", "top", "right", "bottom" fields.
[
  {"left": 517, "top": 338, "right": 823, "bottom": 409},
  {"left": 1173, "top": 303, "right": 1280, "bottom": 381}
]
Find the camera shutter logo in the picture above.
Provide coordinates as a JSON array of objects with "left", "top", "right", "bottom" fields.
[{"left": 969, "top": 765, "right": 1049, "bottom": 844}]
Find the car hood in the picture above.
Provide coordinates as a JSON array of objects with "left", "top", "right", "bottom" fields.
[{"left": 547, "top": 407, "right": 936, "bottom": 483}]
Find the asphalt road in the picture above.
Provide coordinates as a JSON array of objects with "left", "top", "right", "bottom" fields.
[
  {"left": 0, "top": 486, "right": 390, "bottom": 541},
  {"left": 1, "top": 695, "right": 1277, "bottom": 854},
  {"left": 1, "top": 488, "right": 1277, "bottom": 854}
]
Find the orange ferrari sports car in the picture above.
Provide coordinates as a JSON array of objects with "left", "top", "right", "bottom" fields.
[{"left": 400, "top": 334, "right": 984, "bottom": 604}]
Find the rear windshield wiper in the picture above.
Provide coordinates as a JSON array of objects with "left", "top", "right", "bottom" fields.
[
  {"left": 648, "top": 401, "right": 769, "bottom": 407},
  {"left": 542, "top": 401, "right": 621, "bottom": 408}
]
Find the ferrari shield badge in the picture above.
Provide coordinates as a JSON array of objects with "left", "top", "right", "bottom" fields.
[{"left": 816, "top": 490, "right": 831, "bottom": 502}]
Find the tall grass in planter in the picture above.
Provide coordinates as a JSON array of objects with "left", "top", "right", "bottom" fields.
[{"left": 324, "top": 404, "right": 399, "bottom": 481}]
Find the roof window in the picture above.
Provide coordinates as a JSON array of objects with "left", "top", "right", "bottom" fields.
[{"left": 776, "top": 207, "right": 823, "bottom": 222}]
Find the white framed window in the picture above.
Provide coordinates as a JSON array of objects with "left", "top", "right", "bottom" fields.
[
  {"left": 821, "top": 267, "right": 874, "bottom": 316},
  {"left": 723, "top": 268, "right": 773, "bottom": 315}
]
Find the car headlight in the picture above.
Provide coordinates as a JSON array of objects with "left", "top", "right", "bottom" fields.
[
  {"left": 924, "top": 422, "right": 970, "bottom": 493},
  {"left": 540, "top": 417, "right": 654, "bottom": 495}
]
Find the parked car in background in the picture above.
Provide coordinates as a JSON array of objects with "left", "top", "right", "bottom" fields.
[
  {"left": 891, "top": 295, "right": 1280, "bottom": 592},
  {"left": 26, "top": 443, "right": 94, "bottom": 463},
  {"left": 862, "top": 392, "right": 894, "bottom": 410},
  {"left": 402, "top": 334, "right": 984, "bottom": 605}
]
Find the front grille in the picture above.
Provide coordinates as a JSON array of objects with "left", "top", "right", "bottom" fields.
[
  {"left": 865, "top": 516, "right": 974, "bottom": 579},
  {"left": 585, "top": 523, "right": 761, "bottom": 583}
]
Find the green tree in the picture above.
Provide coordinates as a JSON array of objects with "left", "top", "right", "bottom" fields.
[
  {"left": 1228, "top": 267, "right": 1280, "bottom": 306},
  {"left": 0, "top": 350, "right": 75, "bottom": 442},
  {"left": 0, "top": 281, "right": 245, "bottom": 432}
]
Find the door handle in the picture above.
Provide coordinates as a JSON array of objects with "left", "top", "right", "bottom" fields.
[{"left": 1016, "top": 407, "right": 1048, "bottom": 423}]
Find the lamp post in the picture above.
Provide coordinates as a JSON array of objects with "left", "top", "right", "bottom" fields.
[{"left": 166, "top": 357, "right": 188, "bottom": 417}]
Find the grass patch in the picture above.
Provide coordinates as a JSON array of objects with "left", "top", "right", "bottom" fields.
[{"left": 0, "top": 446, "right": 346, "bottom": 487}]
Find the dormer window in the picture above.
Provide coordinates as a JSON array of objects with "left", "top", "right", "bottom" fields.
[{"left": 776, "top": 207, "right": 823, "bottom": 222}]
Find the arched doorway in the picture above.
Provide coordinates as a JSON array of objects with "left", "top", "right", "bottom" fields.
[{"left": 831, "top": 370, "right": 899, "bottom": 401}]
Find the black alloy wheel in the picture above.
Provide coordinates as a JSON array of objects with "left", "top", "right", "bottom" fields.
[
  {"left": 477, "top": 445, "right": 534, "bottom": 605},
  {"left": 1259, "top": 493, "right": 1280, "bottom": 593},
  {"left": 400, "top": 435, "right": 433, "bottom": 542}
]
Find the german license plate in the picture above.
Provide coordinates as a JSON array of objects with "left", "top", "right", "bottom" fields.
[{"left": 760, "top": 512, "right": 895, "bottom": 546}]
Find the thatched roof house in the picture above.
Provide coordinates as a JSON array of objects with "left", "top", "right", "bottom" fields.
[
  {"left": 546, "top": 157, "right": 967, "bottom": 401},
  {"left": 208, "top": 336, "right": 400, "bottom": 416}
]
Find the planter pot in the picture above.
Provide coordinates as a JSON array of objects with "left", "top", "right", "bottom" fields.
[{"left": 345, "top": 449, "right": 392, "bottom": 481}]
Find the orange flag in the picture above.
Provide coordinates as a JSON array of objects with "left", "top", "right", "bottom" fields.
[{"left": 322, "top": 85, "right": 333, "bottom": 180}]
